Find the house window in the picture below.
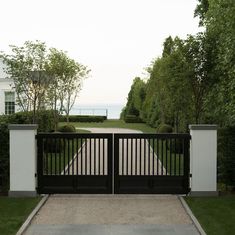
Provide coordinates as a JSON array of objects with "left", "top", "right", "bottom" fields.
[{"left": 5, "top": 92, "right": 15, "bottom": 115}]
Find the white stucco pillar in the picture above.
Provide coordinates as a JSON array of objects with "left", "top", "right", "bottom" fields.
[
  {"left": 8, "top": 124, "right": 38, "bottom": 197},
  {"left": 189, "top": 125, "right": 218, "bottom": 196}
]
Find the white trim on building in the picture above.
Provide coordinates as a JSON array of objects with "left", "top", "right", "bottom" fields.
[{"left": 0, "top": 59, "right": 19, "bottom": 115}]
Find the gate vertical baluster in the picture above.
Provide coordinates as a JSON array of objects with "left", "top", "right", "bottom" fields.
[
  {"left": 55, "top": 137, "right": 57, "bottom": 175},
  {"left": 72, "top": 137, "right": 74, "bottom": 175},
  {"left": 81, "top": 138, "right": 83, "bottom": 175},
  {"left": 157, "top": 138, "right": 159, "bottom": 176},
  {"left": 50, "top": 137, "right": 53, "bottom": 175},
  {"left": 166, "top": 139, "right": 168, "bottom": 175},
  {"left": 131, "top": 138, "right": 133, "bottom": 175},
  {"left": 63, "top": 137, "right": 66, "bottom": 174},
  {"left": 161, "top": 138, "right": 163, "bottom": 175},
  {"left": 169, "top": 138, "right": 172, "bottom": 176},
  {"left": 140, "top": 138, "right": 142, "bottom": 175},
  {"left": 152, "top": 138, "right": 154, "bottom": 175},
  {"left": 94, "top": 137, "right": 96, "bottom": 175},
  {"left": 126, "top": 138, "right": 128, "bottom": 175},
  {"left": 98, "top": 138, "right": 100, "bottom": 175},
  {"left": 68, "top": 137, "right": 70, "bottom": 175},
  {"left": 148, "top": 138, "right": 150, "bottom": 175},
  {"left": 135, "top": 138, "right": 137, "bottom": 175},
  {"left": 103, "top": 138, "right": 105, "bottom": 175},
  {"left": 90, "top": 138, "right": 92, "bottom": 175},
  {"left": 59, "top": 137, "right": 61, "bottom": 175},
  {"left": 121, "top": 138, "right": 125, "bottom": 175},
  {"left": 144, "top": 138, "right": 146, "bottom": 175},
  {"left": 174, "top": 138, "right": 177, "bottom": 176},
  {"left": 76, "top": 137, "right": 78, "bottom": 175},
  {"left": 85, "top": 138, "right": 87, "bottom": 175}
]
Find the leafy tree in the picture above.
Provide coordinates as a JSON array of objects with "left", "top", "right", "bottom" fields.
[
  {"left": 0, "top": 41, "right": 49, "bottom": 123},
  {"left": 46, "top": 48, "right": 90, "bottom": 126}
]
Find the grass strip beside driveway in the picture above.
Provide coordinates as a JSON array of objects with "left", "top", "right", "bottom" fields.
[
  {"left": 0, "top": 197, "right": 41, "bottom": 235},
  {"left": 185, "top": 196, "right": 235, "bottom": 235}
]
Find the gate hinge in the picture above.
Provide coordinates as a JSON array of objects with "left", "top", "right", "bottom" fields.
[
  {"left": 35, "top": 173, "right": 37, "bottom": 178},
  {"left": 189, "top": 173, "right": 192, "bottom": 177}
]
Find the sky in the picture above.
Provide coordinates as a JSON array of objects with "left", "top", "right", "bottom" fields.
[{"left": 0, "top": 0, "right": 200, "bottom": 106}]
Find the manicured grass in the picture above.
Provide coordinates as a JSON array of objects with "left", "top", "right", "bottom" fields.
[
  {"left": 185, "top": 196, "right": 235, "bottom": 235},
  {"left": 45, "top": 129, "right": 90, "bottom": 174},
  {"left": 60, "top": 120, "right": 183, "bottom": 174},
  {"left": 59, "top": 119, "right": 156, "bottom": 133},
  {"left": 0, "top": 197, "right": 41, "bottom": 235}
]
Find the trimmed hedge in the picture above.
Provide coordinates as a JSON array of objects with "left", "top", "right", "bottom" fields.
[
  {"left": 218, "top": 126, "right": 235, "bottom": 189},
  {"left": 58, "top": 124, "right": 76, "bottom": 133},
  {"left": 5, "top": 110, "right": 55, "bottom": 132},
  {"left": 124, "top": 115, "right": 144, "bottom": 123},
  {"left": 59, "top": 115, "right": 106, "bottom": 123},
  {"left": 157, "top": 124, "right": 173, "bottom": 133}
]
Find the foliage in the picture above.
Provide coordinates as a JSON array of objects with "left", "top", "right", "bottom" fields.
[
  {"left": 218, "top": 126, "right": 235, "bottom": 189},
  {"left": 124, "top": 115, "right": 144, "bottom": 123},
  {"left": 6, "top": 110, "right": 55, "bottom": 132},
  {"left": 0, "top": 41, "right": 49, "bottom": 123},
  {"left": 157, "top": 124, "right": 173, "bottom": 134},
  {"left": 121, "top": 77, "right": 146, "bottom": 119},
  {"left": 58, "top": 124, "right": 76, "bottom": 133},
  {"left": 46, "top": 48, "right": 90, "bottom": 126}
]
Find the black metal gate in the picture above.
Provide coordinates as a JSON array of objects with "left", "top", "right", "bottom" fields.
[
  {"left": 37, "top": 133, "right": 113, "bottom": 194},
  {"left": 114, "top": 133, "right": 190, "bottom": 194},
  {"left": 37, "top": 133, "right": 190, "bottom": 194}
]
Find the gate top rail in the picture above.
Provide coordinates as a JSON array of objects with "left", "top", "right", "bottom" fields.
[
  {"left": 114, "top": 133, "right": 191, "bottom": 139},
  {"left": 36, "top": 133, "right": 113, "bottom": 139}
]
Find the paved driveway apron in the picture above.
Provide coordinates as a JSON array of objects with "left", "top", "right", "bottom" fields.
[{"left": 25, "top": 128, "right": 199, "bottom": 235}]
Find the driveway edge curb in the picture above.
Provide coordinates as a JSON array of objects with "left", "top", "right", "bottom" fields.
[
  {"left": 179, "top": 196, "right": 206, "bottom": 235},
  {"left": 16, "top": 194, "right": 49, "bottom": 235}
]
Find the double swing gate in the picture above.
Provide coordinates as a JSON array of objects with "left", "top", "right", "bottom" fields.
[{"left": 37, "top": 133, "right": 191, "bottom": 194}]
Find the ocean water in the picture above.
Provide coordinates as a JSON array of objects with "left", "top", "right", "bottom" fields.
[{"left": 70, "top": 104, "right": 124, "bottom": 119}]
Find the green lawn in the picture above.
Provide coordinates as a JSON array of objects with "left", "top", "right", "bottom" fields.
[
  {"left": 60, "top": 119, "right": 156, "bottom": 133},
  {"left": 45, "top": 129, "right": 90, "bottom": 175},
  {"left": 60, "top": 120, "right": 184, "bottom": 175},
  {"left": 185, "top": 196, "right": 235, "bottom": 235},
  {"left": 0, "top": 197, "right": 41, "bottom": 235}
]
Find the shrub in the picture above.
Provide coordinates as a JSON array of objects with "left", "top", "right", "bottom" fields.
[
  {"left": 157, "top": 124, "right": 173, "bottom": 133},
  {"left": 59, "top": 115, "right": 105, "bottom": 123},
  {"left": 124, "top": 115, "right": 144, "bottom": 123},
  {"left": 6, "top": 110, "right": 55, "bottom": 132},
  {"left": 58, "top": 124, "right": 76, "bottom": 133},
  {"left": 43, "top": 138, "right": 64, "bottom": 153},
  {"left": 167, "top": 139, "right": 183, "bottom": 154},
  {"left": 218, "top": 126, "right": 235, "bottom": 189}
]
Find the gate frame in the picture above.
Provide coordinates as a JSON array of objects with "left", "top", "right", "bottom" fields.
[
  {"left": 37, "top": 133, "right": 113, "bottom": 194},
  {"left": 114, "top": 133, "right": 191, "bottom": 194}
]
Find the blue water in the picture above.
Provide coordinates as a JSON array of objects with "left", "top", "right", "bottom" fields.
[{"left": 70, "top": 104, "right": 124, "bottom": 119}]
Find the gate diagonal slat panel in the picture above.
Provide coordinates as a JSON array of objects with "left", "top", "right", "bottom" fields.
[
  {"left": 37, "top": 133, "right": 112, "bottom": 194},
  {"left": 114, "top": 133, "right": 191, "bottom": 194},
  {"left": 37, "top": 133, "right": 190, "bottom": 194}
]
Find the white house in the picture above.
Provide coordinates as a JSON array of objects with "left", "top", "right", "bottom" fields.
[{"left": 0, "top": 59, "right": 18, "bottom": 115}]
